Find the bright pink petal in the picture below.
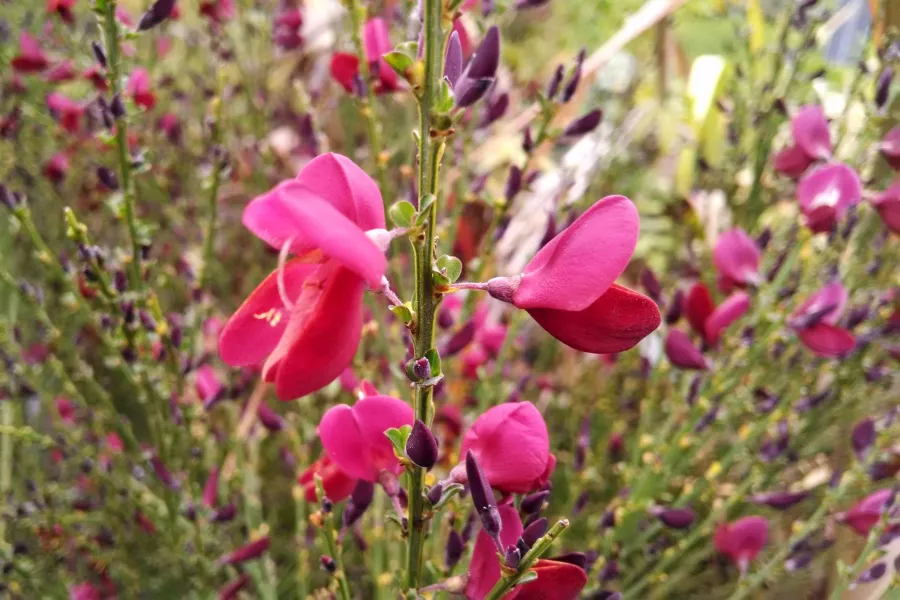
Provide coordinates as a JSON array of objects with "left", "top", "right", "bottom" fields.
[
  {"left": 293, "top": 153, "right": 385, "bottom": 231},
  {"left": 791, "top": 281, "right": 847, "bottom": 325},
  {"left": 841, "top": 489, "right": 893, "bottom": 536},
  {"left": 791, "top": 105, "right": 831, "bottom": 160},
  {"left": 797, "top": 324, "right": 855, "bottom": 357},
  {"left": 527, "top": 284, "right": 661, "bottom": 354},
  {"left": 773, "top": 145, "right": 815, "bottom": 178},
  {"left": 713, "top": 228, "right": 760, "bottom": 287},
  {"left": 459, "top": 402, "right": 549, "bottom": 493},
  {"left": 513, "top": 195, "right": 639, "bottom": 311},
  {"left": 363, "top": 18, "right": 391, "bottom": 62},
  {"left": 797, "top": 163, "right": 862, "bottom": 231},
  {"left": 714, "top": 516, "right": 768, "bottom": 567},
  {"left": 266, "top": 265, "right": 367, "bottom": 400},
  {"left": 466, "top": 505, "right": 524, "bottom": 600},
  {"left": 880, "top": 127, "right": 900, "bottom": 169},
  {"left": 664, "top": 329, "right": 710, "bottom": 370},
  {"left": 704, "top": 291, "right": 750, "bottom": 345},
  {"left": 242, "top": 184, "right": 386, "bottom": 285},
  {"left": 318, "top": 395, "right": 414, "bottom": 481},
  {"left": 872, "top": 183, "right": 900, "bottom": 234},
  {"left": 515, "top": 560, "right": 587, "bottom": 600},
  {"left": 218, "top": 261, "right": 317, "bottom": 367},
  {"left": 330, "top": 53, "right": 360, "bottom": 93}
]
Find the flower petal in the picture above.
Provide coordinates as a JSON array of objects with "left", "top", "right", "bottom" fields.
[
  {"left": 664, "top": 329, "right": 710, "bottom": 370},
  {"left": 218, "top": 261, "right": 318, "bottom": 367},
  {"left": 330, "top": 53, "right": 360, "bottom": 93},
  {"left": 704, "top": 291, "right": 750, "bottom": 345},
  {"left": 872, "top": 183, "right": 900, "bottom": 235},
  {"left": 514, "top": 195, "right": 639, "bottom": 311},
  {"left": 294, "top": 152, "right": 385, "bottom": 231},
  {"left": 773, "top": 144, "right": 814, "bottom": 178},
  {"left": 685, "top": 282, "right": 715, "bottom": 338},
  {"left": 797, "top": 163, "right": 862, "bottom": 228},
  {"left": 527, "top": 284, "right": 661, "bottom": 354},
  {"left": 797, "top": 323, "right": 855, "bottom": 357},
  {"left": 466, "top": 505, "right": 524, "bottom": 600},
  {"left": 791, "top": 105, "right": 831, "bottom": 160},
  {"left": 515, "top": 559, "right": 588, "bottom": 600},
  {"left": 363, "top": 18, "right": 391, "bottom": 63},
  {"left": 791, "top": 281, "right": 848, "bottom": 325},
  {"left": 713, "top": 228, "right": 760, "bottom": 287}
]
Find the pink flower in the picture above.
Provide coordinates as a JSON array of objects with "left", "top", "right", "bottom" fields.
[
  {"left": 872, "top": 182, "right": 900, "bottom": 235},
  {"left": 200, "top": 0, "right": 236, "bottom": 23},
  {"left": 685, "top": 282, "right": 715, "bottom": 338},
  {"left": 516, "top": 560, "right": 589, "bottom": 600},
  {"left": 44, "top": 152, "right": 70, "bottom": 183},
  {"left": 158, "top": 113, "right": 181, "bottom": 143},
  {"left": 773, "top": 105, "right": 831, "bottom": 178},
  {"left": 194, "top": 364, "right": 224, "bottom": 407},
  {"left": 11, "top": 33, "right": 50, "bottom": 74},
  {"left": 116, "top": 6, "right": 135, "bottom": 27},
  {"left": 56, "top": 396, "right": 76, "bottom": 425},
  {"left": 664, "top": 329, "right": 710, "bottom": 370},
  {"left": 202, "top": 467, "right": 220, "bottom": 508},
  {"left": 47, "top": 92, "right": 84, "bottom": 134},
  {"left": 127, "top": 68, "right": 156, "bottom": 110},
  {"left": 69, "top": 583, "right": 101, "bottom": 600},
  {"left": 838, "top": 489, "right": 897, "bottom": 536},
  {"left": 274, "top": 8, "right": 304, "bottom": 50},
  {"left": 45, "top": 60, "right": 76, "bottom": 83},
  {"left": 83, "top": 65, "right": 108, "bottom": 91},
  {"left": 485, "top": 195, "right": 660, "bottom": 354},
  {"left": 713, "top": 228, "right": 761, "bottom": 293},
  {"left": 298, "top": 455, "right": 357, "bottom": 503},
  {"left": 796, "top": 163, "right": 862, "bottom": 234},
  {"left": 48, "top": 0, "right": 76, "bottom": 23},
  {"left": 318, "top": 395, "right": 414, "bottom": 482},
  {"left": 789, "top": 281, "right": 855, "bottom": 357},
  {"left": 217, "top": 536, "right": 271, "bottom": 566},
  {"left": 451, "top": 402, "right": 554, "bottom": 494},
  {"left": 704, "top": 292, "right": 750, "bottom": 346},
  {"left": 714, "top": 516, "right": 769, "bottom": 572},
  {"left": 330, "top": 18, "right": 400, "bottom": 95},
  {"left": 880, "top": 126, "right": 900, "bottom": 170},
  {"left": 218, "top": 153, "right": 387, "bottom": 400}
]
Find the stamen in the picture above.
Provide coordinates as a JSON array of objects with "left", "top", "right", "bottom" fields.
[{"left": 277, "top": 236, "right": 296, "bottom": 311}]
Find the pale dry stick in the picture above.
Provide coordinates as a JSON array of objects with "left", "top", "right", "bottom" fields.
[{"left": 221, "top": 378, "right": 271, "bottom": 480}]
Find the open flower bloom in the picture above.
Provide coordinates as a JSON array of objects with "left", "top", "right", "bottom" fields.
[
  {"left": 872, "top": 182, "right": 900, "bottom": 235},
  {"left": 881, "top": 126, "right": 900, "bottom": 170},
  {"left": 298, "top": 455, "right": 356, "bottom": 503},
  {"left": 788, "top": 281, "right": 855, "bottom": 358},
  {"left": 127, "top": 68, "right": 156, "bottom": 110},
  {"left": 449, "top": 402, "right": 554, "bottom": 494},
  {"left": 317, "top": 395, "right": 414, "bottom": 482},
  {"left": 796, "top": 163, "right": 862, "bottom": 234},
  {"left": 218, "top": 153, "right": 387, "bottom": 399},
  {"left": 837, "top": 489, "right": 898, "bottom": 536},
  {"left": 485, "top": 195, "right": 660, "bottom": 353},
  {"left": 330, "top": 18, "right": 399, "bottom": 94},
  {"left": 466, "top": 505, "right": 586, "bottom": 600},
  {"left": 713, "top": 516, "right": 769, "bottom": 573},
  {"left": 713, "top": 228, "right": 761, "bottom": 293},
  {"left": 773, "top": 105, "right": 831, "bottom": 178},
  {"left": 47, "top": 93, "right": 83, "bottom": 134},
  {"left": 11, "top": 33, "right": 50, "bottom": 74}
]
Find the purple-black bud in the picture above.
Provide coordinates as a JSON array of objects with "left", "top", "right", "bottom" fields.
[
  {"left": 856, "top": 562, "right": 887, "bottom": 584},
  {"left": 343, "top": 481, "right": 375, "bottom": 527},
  {"left": 522, "top": 126, "right": 534, "bottom": 153},
  {"left": 639, "top": 268, "right": 662, "bottom": 302},
  {"left": 138, "top": 0, "right": 177, "bottom": 31},
  {"left": 139, "top": 310, "right": 157, "bottom": 332},
  {"left": 427, "top": 483, "right": 443, "bottom": 506},
  {"left": 504, "top": 165, "right": 522, "bottom": 202},
  {"left": 876, "top": 67, "right": 893, "bottom": 109},
  {"left": 504, "top": 545, "right": 521, "bottom": 569},
  {"left": 652, "top": 507, "right": 695, "bottom": 530},
  {"left": 96, "top": 166, "right": 120, "bottom": 190},
  {"left": 319, "top": 555, "right": 337, "bottom": 573},
  {"left": 110, "top": 94, "right": 126, "bottom": 119},
  {"left": 406, "top": 419, "right": 439, "bottom": 470},
  {"left": 686, "top": 374, "right": 702, "bottom": 407},
  {"left": 91, "top": 41, "right": 107, "bottom": 68},
  {"left": 321, "top": 497, "right": 334, "bottom": 514},
  {"left": 257, "top": 403, "right": 285, "bottom": 432},
  {"left": 211, "top": 503, "right": 237, "bottom": 523},
  {"left": 521, "top": 490, "right": 549, "bottom": 515},
  {"left": 749, "top": 490, "right": 809, "bottom": 509},
  {"left": 444, "top": 31, "right": 464, "bottom": 89},
  {"left": 546, "top": 64, "right": 564, "bottom": 100},
  {"left": 521, "top": 516, "right": 547, "bottom": 548},
  {"left": 851, "top": 418, "right": 876, "bottom": 461},
  {"left": 445, "top": 529, "right": 465, "bottom": 568},
  {"left": 441, "top": 322, "right": 475, "bottom": 357},
  {"left": 562, "top": 109, "right": 602, "bottom": 138},
  {"left": 561, "top": 49, "right": 586, "bottom": 103},
  {"left": 454, "top": 27, "right": 500, "bottom": 108},
  {"left": 466, "top": 451, "right": 501, "bottom": 538},
  {"left": 549, "top": 552, "right": 587, "bottom": 569}
]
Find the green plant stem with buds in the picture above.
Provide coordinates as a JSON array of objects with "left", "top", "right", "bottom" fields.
[
  {"left": 98, "top": 0, "right": 142, "bottom": 288},
  {"left": 484, "top": 519, "right": 571, "bottom": 600},
  {"left": 406, "top": 0, "right": 446, "bottom": 589}
]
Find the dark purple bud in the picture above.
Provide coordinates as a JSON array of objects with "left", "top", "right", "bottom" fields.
[
  {"left": 522, "top": 126, "right": 534, "bottom": 153},
  {"left": 466, "top": 451, "right": 501, "bottom": 537},
  {"left": 321, "top": 497, "right": 334, "bottom": 514},
  {"left": 91, "top": 41, "right": 107, "bottom": 68},
  {"left": 562, "top": 109, "right": 602, "bottom": 138},
  {"left": 481, "top": 92, "right": 509, "bottom": 127},
  {"left": 122, "top": 301, "right": 136, "bottom": 325},
  {"left": 549, "top": 552, "right": 587, "bottom": 569},
  {"left": 343, "top": 481, "right": 375, "bottom": 527},
  {"left": 218, "top": 536, "right": 270, "bottom": 566},
  {"left": 461, "top": 510, "right": 477, "bottom": 542},
  {"left": 846, "top": 304, "right": 870, "bottom": 330},
  {"left": 504, "top": 165, "right": 522, "bottom": 202},
  {"left": 441, "top": 321, "right": 476, "bottom": 357},
  {"left": 856, "top": 562, "right": 887, "bottom": 584},
  {"left": 139, "top": 310, "right": 157, "bottom": 332},
  {"left": 851, "top": 418, "right": 876, "bottom": 461},
  {"left": 319, "top": 555, "right": 337, "bottom": 573},
  {"left": 562, "top": 49, "right": 586, "bottom": 103},
  {"left": 445, "top": 529, "right": 465, "bottom": 568},
  {"left": 412, "top": 357, "right": 431, "bottom": 380},
  {"left": 785, "top": 552, "right": 813, "bottom": 572},
  {"left": 257, "top": 403, "right": 286, "bottom": 432},
  {"left": 694, "top": 403, "right": 720, "bottom": 432},
  {"left": 455, "top": 78, "right": 493, "bottom": 108},
  {"left": 211, "top": 503, "right": 237, "bottom": 523},
  {"left": 686, "top": 374, "right": 702, "bottom": 406},
  {"left": 640, "top": 268, "right": 662, "bottom": 302},
  {"left": 444, "top": 31, "right": 464, "bottom": 89},
  {"left": 573, "top": 491, "right": 589, "bottom": 515},
  {"left": 138, "top": 0, "right": 177, "bottom": 31},
  {"left": 598, "top": 562, "right": 619, "bottom": 583},
  {"left": 749, "top": 490, "right": 809, "bottom": 509},
  {"left": 0, "top": 185, "right": 20, "bottom": 210},
  {"left": 504, "top": 544, "right": 521, "bottom": 569},
  {"left": 651, "top": 507, "right": 695, "bottom": 530},
  {"left": 454, "top": 27, "right": 500, "bottom": 108},
  {"left": 406, "top": 419, "right": 439, "bottom": 470},
  {"left": 515, "top": 0, "right": 551, "bottom": 8},
  {"left": 754, "top": 388, "right": 780, "bottom": 414},
  {"left": 110, "top": 94, "right": 126, "bottom": 119},
  {"left": 481, "top": 0, "right": 494, "bottom": 16},
  {"left": 756, "top": 227, "right": 772, "bottom": 250},
  {"left": 352, "top": 74, "right": 368, "bottom": 99},
  {"left": 113, "top": 270, "right": 127, "bottom": 293},
  {"left": 546, "top": 64, "right": 564, "bottom": 100},
  {"left": 520, "top": 490, "right": 549, "bottom": 515},
  {"left": 427, "top": 483, "right": 443, "bottom": 505},
  {"left": 522, "top": 517, "right": 547, "bottom": 547},
  {"left": 876, "top": 67, "right": 893, "bottom": 109},
  {"left": 794, "top": 390, "right": 830, "bottom": 413}
]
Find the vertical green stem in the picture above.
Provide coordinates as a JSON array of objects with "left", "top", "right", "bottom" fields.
[
  {"left": 0, "top": 401, "right": 12, "bottom": 550},
  {"left": 406, "top": 0, "right": 445, "bottom": 589},
  {"left": 100, "top": 0, "right": 142, "bottom": 287}
]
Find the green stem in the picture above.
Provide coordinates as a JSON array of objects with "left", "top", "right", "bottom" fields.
[
  {"left": 484, "top": 520, "right": 570, "bottom": 600},
  {"left": 0, "top": 401, "right": 12, "bottom": 551},
  {"left": 318, "top": 511, "right": 352, "bottom": 600},
  {"left": 200, "top": 98, "right": 225, "bottom": 292},
  {"left": 100, "top": 0, "right": 142, "bottom": 287},
  {"left": 406, "top": 0, "right": 446, "bottom": 589}
]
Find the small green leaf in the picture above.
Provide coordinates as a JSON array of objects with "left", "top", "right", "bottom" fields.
[
  {"left": 384, "top": 425, "right": 413, "bottom": 458},
  {"left": 424, "top": 348, "right": 442, "bottom": 377},
  {"left": 436, "top": 255, "right": 462, "bottom": 283},
  {"left": 431, "top": 482, "right": 464, "bottom": 511},
  {"left": 383, "top": 51, "right": 414, "bottom": 78},
  {"left": 435, "top": 78, "right": 455, "bottom": 114},
  {"left": 432, "top": 268, "right": 451, "bottom": 288},
  {"left": 389, "top": 200, "right": 416, "bottom": 228},
  {"left": 517, "top": 570, "right": 539, "bottom": 585},
  {"left": 389, "top": 303, "right": 414, "bottom": 324}
]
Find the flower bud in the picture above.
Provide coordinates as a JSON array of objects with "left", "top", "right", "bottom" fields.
[
  {"left": 851, "top": 418, "right": 876, "bottom": 461},
  {"left": 138, "top": 0, "right": 177, "bottom": 31},
  {"left": 466, "top": 450, "right": 501, "bottom": 538},
  {"left": 550, "top": 552, "right": 587, "bottom": 569},
  {"left": 406, "top": 419, "right": 439, "bottom": 470},
  {"left": 319, "top": 555, "right": 337, "bottom": 573},
  {"left": 91, "top": 41, "right": 107, "bottom": 68},
  {"left": 218, "top": 536, "right": 270, "bottom": 566},
  {"left": 664, "top": 329, "right": 710, "bottom": 370},
  {"left": 521, "top": 516, "right": 547, "bottom": 548},
  {"left": 504, "top": 544, "right": 521, "bottom": 568},
  {"left": 651, "top": 506, "right": 695, "bottom": 530},
  {"left": 856, "top": 562, "right": 887, "bottom": 584},
  {"left": 257, "top": 403, "right": 286, "bottom": 432},
  {"left": 562, "top": 109, "right": 602, "bottom": 138},
  {"left": 445, "top": 529, "right": 465, "bottom": 568},
  {"left": 343, "top": 481, "right": 375, "bottom": 527},
  {"left": 522, "top": 126, "right": 534, "bottom": 153},
  {"left": 504, "top": 165, "right": 522, "bottom": 202},
  {"left": 876, "top": 67, "right": 893, "bottom": 109},
  {"left": 546, "top": 64, "right": 564, "bottom": 100},
  {"left": 444, "top": 31, "right": 463, "bottom": 89},
  {"left": 427, "top": 483, "right": 443, "bottom": 505},
  {"left": 562, "top": 49, "right": 586, "bottom": 103},
  {"left": 110, "top": 94, "right": 126, "bottom": 119},
  {"left": 211, "top": 503, "right": 237, "bottom": 523},
  {"left": 454, "top": 27, "right": 500, "bottom": 108},
  {"left": 521, "top": 490, "right": 549, "bottom": 515},
  {"left": 749, "top": 490, "right": 809, "bottom": 509}
]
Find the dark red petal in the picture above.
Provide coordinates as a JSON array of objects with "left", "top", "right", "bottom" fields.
[
  {"left": 797, "top": 323, "right": 855, "bottom": 357},
  {"left": 514, "top": 559, "right": 587, "bottom": 600},
  {"left": 685, "top": 282, "right": 714, "bottom": 338},
  {"left": 330, "top": 53, "right": 360, "bottom": 93}
]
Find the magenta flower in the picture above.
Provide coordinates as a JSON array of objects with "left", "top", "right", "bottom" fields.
[
  {"left": 218, "top": 153, "right": 387, "bottom": 400},
  {"left": 47, "top": 93, "right": 84, "bottom": 134},
  {"left": 773, "top": 105, "right": 831, "bottom": 178},
  {"left": 83, "top": 65, "right": 108, "bottom": 92},
  {"left": 217, "top": 536, "right": 271, "bottom": 566},
  {"left": 714, "top": 516, "right": 769, "bottom": 573},
  {"left": 880, "top": 126, "right": 900, "bottom": 170},
  {"left": 11, "top": 33, "right": 50, "bottom": 74},
  {"left": 872, "top": 182, "right": 900, "bottom": 235},
  {"left": 788, "top": 281, "right": 855, "bottom": 357},
  {"left": 685, "top": 282, "right": 715, "bottom": 339},
  {"left": 56, "top": 396, "right": 76, "bottom": 425},
  {"left": 45, "top": 60, "right": 76, "bottom": 83},
  {"left": 127, "top": 68, "right": 156, "bottom": 110},
  {"left": 664, "top": 329, "right": 710, "bottom": 370},
  {"left": 298, "top": 454, "right": 357, "bottom": 503},
  {"left": 713, "top": 228, "right": 761, "bottom": 293},
  {"left": 705, "top": 291, "right": 750, "bottom": 346},
  {"left": 44, "top": 152, "right": 70, "bottom": 184},
  {"left": 318, "top": 395, "right": 414, "bottom": 482},
  {"left": 69, "top": 583, "right": 101, "bottom": 600},
  {"left": 837, "top": 489, "right": 897, "bottom": 536},
  {"left": 48, "top": 0, "right": 77, "bottom": 24},
  {"left": 796, "top": 163, "right": 862, "bottom": 234},
  {"left": 200, "top": 0, "right": 236, "bottom": 23},
  {"left": 485, "top": 195, "right": 660, "bottom": 353},
  {"left": 194, "top": 364, "right": 223, "bottom": 407},
  {"left": 330, "top": 18, "right": 400, "bottom": 95},
  {"left": 451, "top": 402, "right": 554, "bottom": 494}
]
